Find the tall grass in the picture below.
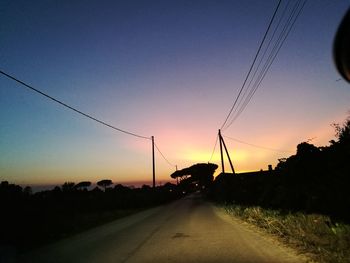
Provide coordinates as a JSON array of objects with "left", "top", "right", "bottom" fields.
[{"left": 224, "top": 204, "right": 350, "bottom": 263}]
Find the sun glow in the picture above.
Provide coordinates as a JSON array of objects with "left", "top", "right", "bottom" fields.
[{"left": 182, "top": 148, "right": 249, "bottom": 164}]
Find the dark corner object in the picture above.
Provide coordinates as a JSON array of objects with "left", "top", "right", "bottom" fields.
[{"left": 334, "top": 8, "right": 350, "bottom": 83}]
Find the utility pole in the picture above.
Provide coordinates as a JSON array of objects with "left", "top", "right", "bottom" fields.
[
  {"left": 219, "top": 129, "right": 225, "bottom": 174},
  {"left": 221, "top": 134, "right": 235, "bottom": 175},
  {"left": 152, "top": 136, "right": 155, "bottom": 188},
  {"left": 176, "top": 165, "right": 178, "bottom": 185},
  {"left": 218, "top": 129, "right": 235, "bottom": 175}
]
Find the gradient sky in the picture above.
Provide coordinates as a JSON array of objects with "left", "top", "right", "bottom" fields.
[{"left": 1, "top": 0, "right": 350, "bottom": 187}]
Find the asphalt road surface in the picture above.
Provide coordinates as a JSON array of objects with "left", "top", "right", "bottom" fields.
[{"left": 19, "top": 193, "right": 306, "bottom": 263}]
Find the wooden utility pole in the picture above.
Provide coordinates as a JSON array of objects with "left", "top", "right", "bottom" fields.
[
  {"left": 218, "top": 129, "right": 235, "bottom": 175},
  {"left": 219, "top": 129, "right": 225, "bottom": 174},
  {"left": 152, "top": 136, "right": 155, "bottom": 188},
  {"left": 221, "top": 134, "right": 235, "bottom": 175},
  {"left": 176, "top": 165, "right": 179, "bottom": 185}
]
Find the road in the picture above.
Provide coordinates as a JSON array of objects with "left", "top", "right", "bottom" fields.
[{"left": 19, "top": 193, "right": 306, "bottom": 263}]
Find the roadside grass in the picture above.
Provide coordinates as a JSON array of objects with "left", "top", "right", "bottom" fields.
[{"left": 224, "top": 204, "right": 350, "bottom": 263}]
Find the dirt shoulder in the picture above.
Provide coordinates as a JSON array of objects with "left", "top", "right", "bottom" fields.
[{"left": 219, "top": 204, "right": 350, "bottom": 263}]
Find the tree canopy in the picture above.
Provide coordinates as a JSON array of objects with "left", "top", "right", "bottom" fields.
[
  {"left": 171, "top": 163, "right": 218, "bottom": 188},
  {"left": 74, "top": 181, "right": 91, "bottom": 190},
  {"left": 97, "top": 179, "right": 113, "bottom": 190}
]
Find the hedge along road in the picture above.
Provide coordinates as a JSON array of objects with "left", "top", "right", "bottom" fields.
[{"left": 19, "top": 193, "right": 307, "bottom": 263}]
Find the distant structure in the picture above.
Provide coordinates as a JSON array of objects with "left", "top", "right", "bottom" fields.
[{"left": 268, "top": 164, "right": 273, "bottom": 171}]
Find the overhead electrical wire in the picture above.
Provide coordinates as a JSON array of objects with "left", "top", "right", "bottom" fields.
[
  {"left": 223, "top": 135, "right": 293, "bottom": 153},
  {"left": 208, "top": 134, "right": 219, "bottom": 163},
  {"left": 220, "top": 0, "right": 282, "bottom": 130},
  {"left": 225, "top": 0, "right": 293, "bottom": 127},
  {"left": 154, "top": 142, "right": 176, "bottom": 168},
  {"left": 211, "top": 0, "right": 283, "bottom": 166},
  {"left": 1, "top": 1, "right": 307, "bottom": 172},
  {"left": 0, "top": 69, "right": 151, "bottom": 140},
  {"left": 225, "top": 0, "right": 307, "bottom": 127},
  {"left": 1, "top": 69, "right": 179, "bottom": 173},
  {"left": 211, "top": 0, "right": 307, "bottom": 166},
  {"left": 224, "top": 0, "right": 308, "bottom": 129}
]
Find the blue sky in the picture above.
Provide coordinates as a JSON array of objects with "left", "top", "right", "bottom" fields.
[{"left": 1, "top": 0, "right": 350, "bottom": 187}]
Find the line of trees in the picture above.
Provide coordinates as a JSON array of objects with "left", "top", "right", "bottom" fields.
[
  {"left": 0, "top": 180, "right": 181, "bottom": 250},
  {"left": 59, "top": 179, "right": 113, "bottom": 192}
]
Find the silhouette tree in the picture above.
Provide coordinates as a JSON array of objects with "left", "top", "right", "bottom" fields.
[
  {"left": 74, "top": 181, "right": 91, "bottom": 190},
  {"left": 23, "top": 186, "right": 32, "bottom": 195},
  {"left": 0, "top": 181, "right": 9, "bottom": 187},
  {"left": 97, "top": 179, "right": 113, "bottom": 191},
  {"left": 296, "top": 142, "right": 320, "bottom": 156},
  {"left": 328, "top": 117, "right": 350, "bottom": 187},
  {"left": 53, "top": 186, "right": 61, "bottom": 192},
  {"left": 171, "top": 163, "right": 218, "bottom": 190},
  {"left": 62, "top": 182, "right": 75, "bottom": 192},
  {"left": 114, "top": 184, "right": 130, "bottom": 192},
  {"left": 141, "top": 184, "right": 152, "bottom": 190},
  {"left": 331, "top": 117, "right": 350, "bottom": 145}
]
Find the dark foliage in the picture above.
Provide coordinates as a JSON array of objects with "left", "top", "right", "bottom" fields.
[
  {"left": 0, "top": 181, "right": 182, "bottom": 251},
  {"left": 171, "top": 163, "right": 218, "bottom": 189},
  {"left": 210, "top": 117, "right": 350, "bottom": 223},
  {"left": 74, "top": 181, "right": 91, "bottom": 190},
  {"left": 61, "top": 182, "right": 75, "bottom": 192},
  {"left": 97, "top": 179, "right": 113, "bottom": 190}
]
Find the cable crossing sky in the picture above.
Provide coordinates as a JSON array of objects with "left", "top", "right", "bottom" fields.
[
  {"left": 221, "top": 0, "right": 307, "bottom": 131},
  {"left": 208, "top": 134, "right": 219, "bottom": 163},
  {"left": 220, "top": 0, "right": 282, "bottom": 130},
  {"left": 0, "top": 69, "right": 177, "bottom": 180},
  {"left": 224, "top": 0, "right": 308, "bottom": 128},
  {"left": 209, "top": 0, "right": 307, "bottom": 171},
  {"left": 2, "top": 0, "right": 312, "bottom": 183},
  {"left": 154, "top": 143, "right": 176, "bottom": 168},
  {"left": 223, "top": 135, "right": 293, "bottom": 153}
]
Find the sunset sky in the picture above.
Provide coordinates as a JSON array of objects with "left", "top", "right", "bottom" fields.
[{"left": 1, "top": 0, "right": 350, "bottom": 187}]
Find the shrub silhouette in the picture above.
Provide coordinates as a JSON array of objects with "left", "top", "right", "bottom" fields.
[
  {"left": 0, "top": 179, "right": 183, "bottom": 250},
  {"left": 211, "top": 116, "right": 350, "bottom": 222},
  {"left": 62, "top": 182, "right": 75, "bottom": 192},
  {"left": 23, "top": 186, "right": 32, "bottom": 195}
]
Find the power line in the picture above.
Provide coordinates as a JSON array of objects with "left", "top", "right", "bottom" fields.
[
  {"left": 0, "top": 69, "right": 151, "bottom": 140},
  {"left": 224, "top": 0, "right": 293, "bottom": 129},
  {"left": 221, "top": 0, "right": 282, "bottom": 130},
  {"left": 223, "top": 135, "right": 293, "bottom": 153},
  {"left": 154, "top": 142, "right": 176, "bottom": 168},
  {"left": 224, "top": 0, "right": 307, "bottom": 128},
  {"left": 1, "top": 69, "right": 178, "bottom": 175},
  {"left": 225, "top": 0, "right": 293, "bottom": 128},
  {"left": 232, "top": 0, "right": 307, "bottom": 124},
  {"left": 208, "top": 134, "right": 219, "bottom": 162}
]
